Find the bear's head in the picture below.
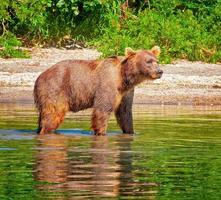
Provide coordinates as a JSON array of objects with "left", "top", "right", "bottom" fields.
[{"left": 124, "top": 46, "right": 163, "bottom": 80}]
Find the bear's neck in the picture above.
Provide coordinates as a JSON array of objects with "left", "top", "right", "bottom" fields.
[{"left": 119, "top": 60, "right": 144, "bottom": 93}]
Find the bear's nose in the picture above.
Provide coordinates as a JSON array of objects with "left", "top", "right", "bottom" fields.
[{"left": 157, "top": 69, "right": 163, "bottom": 74}]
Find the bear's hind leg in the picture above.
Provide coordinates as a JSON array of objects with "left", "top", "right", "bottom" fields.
[
  {"left": 38, "top": 112, "right": 66, "bottom": 135},
  {"left": 37, "top": 104, "right": 68, "bottom": 135}
]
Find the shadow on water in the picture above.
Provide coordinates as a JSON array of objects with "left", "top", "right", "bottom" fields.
[{"left": 0, "top": 103, "right": 221, "bottom": 199}]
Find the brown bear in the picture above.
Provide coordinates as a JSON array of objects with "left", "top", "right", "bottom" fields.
[{"left": 34, "top": 46, "right": 163, "bottom": 135}]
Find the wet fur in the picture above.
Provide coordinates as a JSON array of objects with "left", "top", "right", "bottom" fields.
[{"left": 34, "top": 47, "right": 162, "bottom": 135}]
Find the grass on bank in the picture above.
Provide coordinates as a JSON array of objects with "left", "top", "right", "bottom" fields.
[{"left": 0, "top": 0, "right": 220, "bottom": 63}]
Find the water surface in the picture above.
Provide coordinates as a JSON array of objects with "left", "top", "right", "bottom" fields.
[{"left": 0, "top": 104, "right": 221, "bottom": 200}]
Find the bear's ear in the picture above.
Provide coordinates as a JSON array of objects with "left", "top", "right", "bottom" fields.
[
  {"left": 125, "top": 47, "right": 136, "bottom": 57},
  {"left": 151, "top": 46, "right": 161, "bottom": 57}
]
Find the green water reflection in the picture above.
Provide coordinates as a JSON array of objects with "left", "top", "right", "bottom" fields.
[{"left": 0, "top": 104, "right": 221, "bottom": 199}]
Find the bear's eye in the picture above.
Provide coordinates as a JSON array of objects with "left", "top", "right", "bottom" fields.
[{"left": 146, "top": 59, "right": 153, "bottom": 63}]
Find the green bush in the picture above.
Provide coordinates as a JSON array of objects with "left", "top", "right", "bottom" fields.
[
  {"left": 0, "top": 0, "right": 220, "bottom": 62},
  {"left": 91, "top": 0, "right": 221, "bottom": 63},
  {"left": 0, "top": 32, "right": 29, "bottom": 58}
]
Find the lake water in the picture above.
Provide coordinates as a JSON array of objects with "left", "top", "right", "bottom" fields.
[{"left": 0, "top": 104, "right": 221, "bottom": 200}]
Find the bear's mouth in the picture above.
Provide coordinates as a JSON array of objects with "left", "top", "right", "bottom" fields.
[
  {"left": 156, "top": 73, "right": 163, "bottom": 79},
  {"left": 147, "top": 73, "right": 163, "bottom": 80},
  {"left": 144, "top": 68, "right": 163, "bottom": 80}
]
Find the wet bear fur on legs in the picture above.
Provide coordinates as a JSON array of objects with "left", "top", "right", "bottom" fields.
[{"left": 34, "top": 46, "right": 163, "bottom": 135}]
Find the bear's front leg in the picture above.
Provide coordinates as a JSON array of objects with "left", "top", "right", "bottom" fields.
[
  {"left": 91, "top": 109, "right": 111, "bottom": 135},
  {"left": 115, "top": 89, "right": 134, "bottom": 134}
]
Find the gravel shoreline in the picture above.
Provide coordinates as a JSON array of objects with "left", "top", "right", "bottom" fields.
[{"left": 0, "top": 48, "right": 221, "bottom": 106}]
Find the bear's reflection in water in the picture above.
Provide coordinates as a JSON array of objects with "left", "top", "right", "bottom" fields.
[{"left": 35, "top": 134, "right": 158, "bottom": 199}]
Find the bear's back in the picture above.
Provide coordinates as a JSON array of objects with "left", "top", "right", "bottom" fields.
[{"left": 34, "top": 59, "right": 101, "bottom": 111}]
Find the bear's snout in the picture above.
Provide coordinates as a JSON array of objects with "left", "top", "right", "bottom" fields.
[
  {"left": 157, "top": 69, "right": 163, "bottom": 75},
  {"left": 156, "top": 68, "right": 163, "bottom": 78}
]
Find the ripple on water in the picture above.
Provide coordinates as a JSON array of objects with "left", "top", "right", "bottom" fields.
[
  {"left": 0, "top": 104, "right": 221, "bottom": 199},
  {"left": 0, "top": 147, "right": 17, "bottom": 150}
]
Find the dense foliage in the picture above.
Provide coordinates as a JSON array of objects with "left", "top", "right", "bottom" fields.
[{"left": 0, "top": 0, "right": 220, "bottom": 62}]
